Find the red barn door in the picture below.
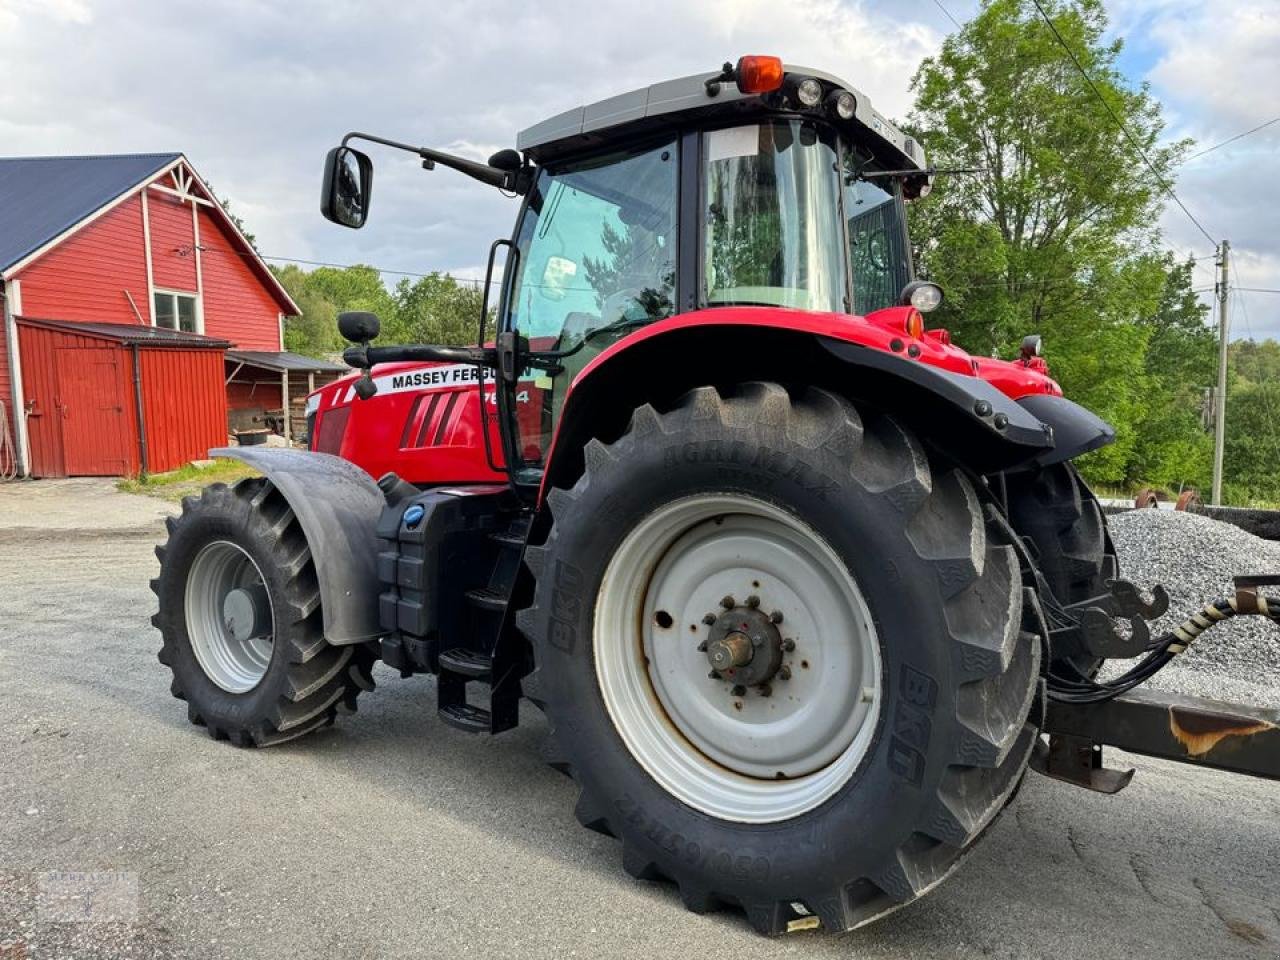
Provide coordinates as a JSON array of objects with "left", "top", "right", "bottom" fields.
[{"left": 54, "top": 347, "right": 131, "bottom": 475}]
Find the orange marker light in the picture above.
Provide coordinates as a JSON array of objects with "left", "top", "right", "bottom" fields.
[
  {"left": 735, "top": 56, "right": 785, "bottom": 95},
  {"left": 905, "top": 309, "right": 925, "bottom": 340}
]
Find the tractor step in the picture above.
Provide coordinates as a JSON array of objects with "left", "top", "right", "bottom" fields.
[
  {"left": 438, "top": 703, "right": 492, "bottom": 734},
  {"left": 489, "top": 530, "right": 527, "bottom": 548},
  {"left": 438, "top": 647, "right": 492, "bottom": 680},
  {"left": 465, "top": 586, "right": 508, "bottom": 612}
]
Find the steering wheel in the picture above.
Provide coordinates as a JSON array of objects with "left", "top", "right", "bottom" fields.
[
  {"left": 863, "top": 228, "right": 889, "bottom": 272},
  {"left": 601, "top": 287, "right": 646, "bottom": 324}
]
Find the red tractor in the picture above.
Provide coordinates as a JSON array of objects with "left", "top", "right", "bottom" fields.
[{"left": 151, "top": 57, "right": 1279, "bottom": 934}]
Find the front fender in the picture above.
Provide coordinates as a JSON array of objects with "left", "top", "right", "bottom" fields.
[
  {"left": 211, "top": 447, "right": 384, "bottom": 645},
  {"left": 538, "top": 320, "right": 1064, "bottom": 500},
  {"left": 1016, "top": 393, "right": 1115, "bottom": 465}
]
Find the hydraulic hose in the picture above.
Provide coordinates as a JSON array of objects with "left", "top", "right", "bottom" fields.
[{"left": 1046, "top": 592, "right": 1280, "bottom": 704}]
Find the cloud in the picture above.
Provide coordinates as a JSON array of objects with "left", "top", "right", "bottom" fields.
[{"left": 0, "top": 0, "right": 1273, "bottom": 337}]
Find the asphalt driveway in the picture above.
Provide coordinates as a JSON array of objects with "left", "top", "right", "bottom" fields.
[{"left": 1, "top": 479, "right": 1276, "bottom": 958}]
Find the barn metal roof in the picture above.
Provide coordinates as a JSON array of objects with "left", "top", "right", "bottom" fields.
[
  {"left": 226, "top": 350, "right": 347, "bottom": 373},
  {"left": 0, "top": 153, "right": 182, "bottom": 274},
  {"left": 16, "top": 316, "right": 231, "bottom": 348}
]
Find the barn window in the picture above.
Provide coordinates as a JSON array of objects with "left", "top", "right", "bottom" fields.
[{"left": 154, "top": 291, "right": 199, "bottom": 333}]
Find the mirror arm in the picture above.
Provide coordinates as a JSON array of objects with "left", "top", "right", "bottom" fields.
[
  {"left": 341, "top": 131, "right": 522, "bottom": 192},
  {"left": 342, "top": 343, "right": 498, "bottom": 370}
]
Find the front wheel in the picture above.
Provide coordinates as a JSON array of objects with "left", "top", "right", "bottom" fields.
[
  {"left": 518, "top": 384, "right": 1040, "bottom": 934},
  {"left": 151, "top": 478, "right": 376, "bottom": 746}
]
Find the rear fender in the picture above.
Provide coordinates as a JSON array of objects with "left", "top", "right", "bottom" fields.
[{"left": 211, "top": 447, "right": 384, "bottom": 645}]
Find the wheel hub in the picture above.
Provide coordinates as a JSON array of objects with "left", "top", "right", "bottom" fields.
[
  {"left": 222, "top": 584, "right": 271, "bottom": 643},
  {"left": 704, "top": 604, "right": 783, "bottom": 688}
]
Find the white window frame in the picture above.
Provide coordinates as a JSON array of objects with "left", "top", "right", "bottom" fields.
[{"left": 153, "top": 288, "right": 203, "bottom": 334}]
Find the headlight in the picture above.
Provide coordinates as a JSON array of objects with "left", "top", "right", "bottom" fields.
[
  {"left": 1020, "top": 334, "right": 1042, "bottom": 359},
  {"left": 793, "top": 76, "right": 823, "bottom": 108},
  {"left": 901, "top": 280, "right": 944, "bottom": 314},
  {"left": 828, "top": 90, "right": 856, "bottom": 120},
  {"left": 304, "top": 392, "right": 320, "bottom": 418}
]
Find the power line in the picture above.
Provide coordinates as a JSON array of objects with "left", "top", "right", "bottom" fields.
[
  {"left": 930, "top": 0, "right": 964, "bottom": 31},
  {"left": 1233, "top": 287, "right": 1280, "bottom": 295},
  {"left": 1183, "top": 116, "right": 1280, "bottom": 163},
  {"left": 192, "top": 244, "right": 491, "bottom": 285},
  {"left": 1028, "top": 0, "right": 1219, "bottom": 250}
]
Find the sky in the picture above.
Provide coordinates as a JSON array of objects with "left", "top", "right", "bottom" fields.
[{"left": 1, "top": 0, "right": 1276, "bottom": 339}]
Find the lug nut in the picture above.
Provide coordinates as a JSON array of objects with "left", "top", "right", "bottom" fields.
[
  {"left": 782, "top": 639, "right": 795, "bottom": 652},
  {"left": 746, "top": 594, "right": 760, "bottom": 608},
  {"left": 779, "top": 665, "right": 792, "bottom": 681},
  {"left": 720, "top": 595, "right": 736, "bottom": 609},
  {"left": 770, "top": 610, "right": 784, "bottom": 624},
  {"left": 697, "top": 640, "right": 708, "bottom": 652},
  {"left": 759, "top": 683, "right": 773, "bottom": 697},
  {"left": 702, "top": 613, "right": 717, "bottom": 625},
  {"left": 731, "top": 684, "right": 746, "bottom": 697},
  {"left": 708, "top": 670, "right": 719, "bottom": 679}
]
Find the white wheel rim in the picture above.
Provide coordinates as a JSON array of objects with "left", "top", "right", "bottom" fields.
[
  {"left": 594, "top": 493, "right": 882, "bottom": 823},
  {"left": 184, "top": 540, "right": 275, "bottom": 694}
]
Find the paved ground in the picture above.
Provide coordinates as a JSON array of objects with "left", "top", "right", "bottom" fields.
[{"left": 1, "top": 478, "right": 1277, "bottom": 959}]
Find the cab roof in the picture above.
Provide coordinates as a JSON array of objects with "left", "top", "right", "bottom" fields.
[{"left": 516, "top": 64, "right": 926, "bottom": 173}]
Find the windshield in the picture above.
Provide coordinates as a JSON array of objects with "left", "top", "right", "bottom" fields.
[{"left": 703, "top": 120, "right": 848, "bottom": 313}]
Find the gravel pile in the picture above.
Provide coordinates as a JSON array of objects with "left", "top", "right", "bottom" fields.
[{"left": 1105, "top": 508, "right": 1280, "bottom": 708}]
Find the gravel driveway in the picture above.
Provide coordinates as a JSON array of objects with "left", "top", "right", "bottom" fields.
[{"left": 1, "top": 479, "right": 1277, "bottom": 959}]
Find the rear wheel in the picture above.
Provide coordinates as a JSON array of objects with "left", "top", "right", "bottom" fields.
[
  {"left": 151, "top": 478, "right": 376, "bottom": 746},
  {"left": 519, "top": 384, "right": 1040, "bottom": 933}
]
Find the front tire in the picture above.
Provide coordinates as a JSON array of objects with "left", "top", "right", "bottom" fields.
[
  {"left": 518, "top": 384, "right": 1040, "bottom": 933},
  {"left": 151, "top": 478, "right": 375, "bottom": 746}
]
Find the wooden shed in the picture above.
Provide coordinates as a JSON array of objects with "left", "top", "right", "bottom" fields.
[
  {"left": 0, "top": 152, "right": 302, "bottom": 478},
  {"left": 17, "top": 317, "right": 228, "bottom": 477}
]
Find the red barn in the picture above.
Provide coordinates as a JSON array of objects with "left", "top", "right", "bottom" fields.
[{"left": 0, "top": 153, "right": 343, "bottom": 478}]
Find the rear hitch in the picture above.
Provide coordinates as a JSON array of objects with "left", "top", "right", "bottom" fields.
[{"left": 1052, "top": 578, "right": 1170, "bottom": 659}]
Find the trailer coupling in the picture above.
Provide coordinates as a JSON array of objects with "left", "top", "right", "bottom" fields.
[{"left": 1034, "top": 574, "right": 1280, "bottom": 791}]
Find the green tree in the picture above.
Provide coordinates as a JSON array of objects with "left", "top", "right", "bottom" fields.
[
  {"left": 908, "top": 0, "right": 1191, "bottom": 485},
  {"left": 272, "top": 264, "right": 341, "bottom": 357},
  {"left": 1126, "top": 257, "right": 1215, "bottom": 489},
  {"left": 270, "top": 263, "right": 486, "bottom": 359},
  {"left": 387, "top": 272, "right": 486, "bottom": 345}
]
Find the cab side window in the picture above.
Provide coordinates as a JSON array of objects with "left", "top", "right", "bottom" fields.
[{"left": 506, "top": 140, "right": 678, "bottom": 463}]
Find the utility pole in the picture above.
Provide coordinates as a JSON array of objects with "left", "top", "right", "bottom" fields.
[{"left": 1211, "top": 239, "right": 1230, "bottom": 506}]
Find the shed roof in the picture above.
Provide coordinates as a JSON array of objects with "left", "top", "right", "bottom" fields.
[
  {"left": 0, "top": 153, "right": 182, "bottom": 274},
  {"left": 226, "top": 350, "right": 347, "bottom": 373},
  {"left": 16, "top": 316, "right": 231, "bottom": 349}
]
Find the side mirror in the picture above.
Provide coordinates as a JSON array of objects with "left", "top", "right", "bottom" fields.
[
  {"left": 321, "top": 146, "right": 373, "bottom": 228},
  {"left": 338, "top": 311, "right": 380, "bottom": 344}
]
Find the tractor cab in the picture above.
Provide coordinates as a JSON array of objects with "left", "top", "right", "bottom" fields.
[{"left": 319, "top": 57, "right": 955, "bottom": 488}]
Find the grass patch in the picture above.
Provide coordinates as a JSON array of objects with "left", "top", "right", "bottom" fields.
[{"left": 117, "top": 459, "right": 260, "bottom": 502}]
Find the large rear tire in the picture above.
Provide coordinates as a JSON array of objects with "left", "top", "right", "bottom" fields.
[
  {"left": 151, "top": 478, "right": 376, "bottom": 746},
  {"left": 518, "top": 384, "right": 1040, "bottom": 934}
]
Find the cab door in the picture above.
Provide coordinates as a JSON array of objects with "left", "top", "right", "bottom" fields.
[{"left": 498, "top": 138, "right": 679, "bottom": 480}]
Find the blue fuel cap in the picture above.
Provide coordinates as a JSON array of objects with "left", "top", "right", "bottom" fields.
[{"left": 403, "top": 504, "right": 425, "bottom": 529}]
